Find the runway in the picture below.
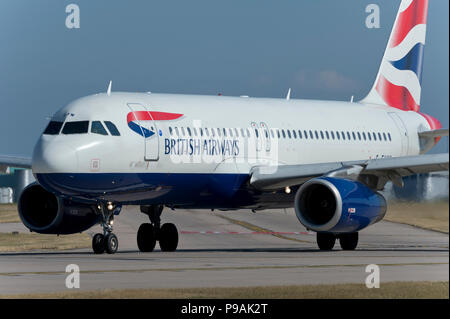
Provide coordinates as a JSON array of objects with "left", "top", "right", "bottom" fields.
[{"left": 0, "top": 206, "right": 448, "bottom": 295}]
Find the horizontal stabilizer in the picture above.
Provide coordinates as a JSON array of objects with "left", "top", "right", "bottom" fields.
[{"left": 418, "top": 128, "right": 449, "bottom": 138}]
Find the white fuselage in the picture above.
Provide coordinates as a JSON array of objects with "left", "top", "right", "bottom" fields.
[{"left": 31, "top": 92, "right": 431, "bottom": 207}]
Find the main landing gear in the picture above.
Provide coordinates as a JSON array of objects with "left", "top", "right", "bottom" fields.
[
  {"left": 92, "top": 202, "right": 119, "bottom": 254},
  {"left": 137, "top": 205, "right": 179, "bottom": 252},
  {"left": 316, "top": 232, "right": 359, "bottom": 251}
]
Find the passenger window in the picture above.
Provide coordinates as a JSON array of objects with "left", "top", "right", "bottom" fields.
[
  {"left": 326, "top": 131, "right": 329, "bottom": 139},
  {"left": 357, "top": 132, "right": 361, "bottom": 140},
  {"left": 91, "top": 121, "right": 108, "bottom": 135},
  {"left": 255, "top": 129, "right": 259, "bottom": 138},
  {"left": 331, "top": 131, "right": 335, "bottom": 140},
  {"left": 287, "top": 130, "right": 291, "bottom": 139},
  {"left": 373, "top": 132, "right": 377, "bottom": 141},
  {"left": 383, "top": 132, "right": 387, "bottom": 141},
  {"left": 43, "top": 121, "right": 63, "bottom": 135},
  {"left": 362, "top": 132, "right": 366, "bottom": 140},
  {"left": 62, "top": 121, "right": 89, "bottom": 134},
  {"left": 309, "top": 130, "right": 313, "bottom": 139},
  {"left": 187, "top": 127, "right": 191, "bottom": 136},
  {"left": 234, "top": 128, "right": 239, "bottom": 137},
  {"left": 378, "top": 132, "right": 382, "bottom": 141},
  {"left": 293, "top": 130, "right": 297, "bottom": 139},
  {"left": 347, "top": 132, "right": 351, "bottom": 140},
  {"left": 388, "top": 133, "right": 392, "bottom": 141},
  {"left": 193, "top": 128, "right": 197, "bottom": 136},
  {"left": 298, "top": 130, "right": 302, "bottom": 139},
  {"left": 169, "top": 127, "right": 173, "bottom": 136},
  {"left": 336, "top": 132, "right": 340, "bottom": 140},
  {"left": 104, "top": 121, "right": 120, "bottom": 136},
  {"left": 241, "top": 128, "right": 245, "bottom": 137},
  {"left": 367, "top": 132, "right": 371, "bottom": 141}
]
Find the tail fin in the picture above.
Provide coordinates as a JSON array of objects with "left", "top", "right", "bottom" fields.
[{"left": 362, "top": 0, "right": 429, "bottom": 112}]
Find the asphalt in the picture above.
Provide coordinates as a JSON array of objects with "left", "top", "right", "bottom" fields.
[{"left": 0, "top": 206, "right": 448, "bottom": 295}]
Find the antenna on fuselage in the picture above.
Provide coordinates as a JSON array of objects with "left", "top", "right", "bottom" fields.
[
  {"left": 286, "top": 88, "right": 291, "bottom": 101},
  {"left": 107, "top": 80, "right": 112, "bottom": 96},
  {"left": 350, "top": 95, "right": 354, "bottom": 103}
]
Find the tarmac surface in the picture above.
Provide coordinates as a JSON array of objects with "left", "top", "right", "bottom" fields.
[{"left": 0, "top": 206, "right": 448, "bottom": 295}]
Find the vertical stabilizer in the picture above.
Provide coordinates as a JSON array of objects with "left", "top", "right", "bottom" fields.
[{"left": 362, "top": 0, "right": 429, "bottom": 112}]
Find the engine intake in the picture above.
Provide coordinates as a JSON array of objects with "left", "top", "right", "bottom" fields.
[
  {"left": 18, "top": 183, "right": 100, "bottom": 234},
  {"left": 295, "top": 177, "right": 386, "bottom": 233}
]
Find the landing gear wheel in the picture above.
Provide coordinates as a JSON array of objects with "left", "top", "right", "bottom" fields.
[
  {"left": 105, "top": 233, "right": 119, "bottom": 254},
  {"left": 316, "top": 232, "right": 336, "bottom": 250},
  {"left": 137, "top": 223, "right": 156, "bottom": 252},
  {"left": 159, "top": 223, "right": 179, "bottom": 252},
  {"left": 92, "top": 233, "right": 105, "bottom": 254},
  {"left": 339, "top": 232, "right": 358, "bottom": 250}
]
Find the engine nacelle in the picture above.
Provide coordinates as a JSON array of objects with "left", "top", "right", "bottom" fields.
[
  {"left": 294, "top": 177, "right": 386, "bottom": 233},
  {"left": 18, "top": 183, "right": 100, "bottom": 234}
]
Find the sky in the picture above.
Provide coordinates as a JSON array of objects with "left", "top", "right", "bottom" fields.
[{"left": 0, "top": 0, "right": 448, "bottom": 156}]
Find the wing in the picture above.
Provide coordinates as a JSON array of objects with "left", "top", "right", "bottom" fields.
[
  {"left": 0, "top": 155, "right": 32, "bottom": 173},
  {"left": 250, "top": 153, "right": 449, "bottom": 190}
]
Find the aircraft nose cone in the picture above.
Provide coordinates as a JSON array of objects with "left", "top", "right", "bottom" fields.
[{"left": 32, "top": 139, "right": 78, "bottom": 174}]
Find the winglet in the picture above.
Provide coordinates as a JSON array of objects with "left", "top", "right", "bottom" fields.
[{"left": 107, "top": 80, "right": 112, "bottom": 96}]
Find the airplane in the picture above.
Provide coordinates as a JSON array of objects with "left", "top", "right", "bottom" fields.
[{"left": 0, "top": 0, "right": 448, "bottom": 254}]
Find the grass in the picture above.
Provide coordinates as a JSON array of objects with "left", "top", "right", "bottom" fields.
[
  {"left": 385, "top": 201, "right": 449, "bottom": 233},
  {"left": 0, "top": 232, "right": 91, "bottom": 252},
  {"left": 1, "top": 281, "right": 448, "bottom": 299},
  {"left": 0, "top": 204, "right": 20, "bottom": 223}
]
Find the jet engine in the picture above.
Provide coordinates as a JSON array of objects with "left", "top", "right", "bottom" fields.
[
  {"left": 18, "top": 183, "right": 100, "bottom": 234},
  {"left": 294, "top": 177, "right": 386, "bottom": 233}
]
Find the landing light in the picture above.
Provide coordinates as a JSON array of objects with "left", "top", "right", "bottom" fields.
[
  {"left": 285, "top": 187, "right": 291, "bottom": 194},
  {"left": 107, "top": 202, "right": 114, "bottom": 211}
]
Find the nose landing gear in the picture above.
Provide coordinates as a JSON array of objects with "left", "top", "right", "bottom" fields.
[
  {"left": 92, "top": 202, "right": 119, "bottom": 254},
  {"left": 138, "top": 205, "right": 179, "bottom": 252}
]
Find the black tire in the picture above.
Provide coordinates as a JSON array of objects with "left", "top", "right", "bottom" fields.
[
  {"left": 159, "top": 223, "right": 178, "bottom": 252},
  {"left": 92, "top": 233, "right": 105, "bottom": 254},
  {"left": 105, "top": 233, "right": 119, "bottom": 254},
  {"left": 317, "top": 232, "right": 336, "bottom": 250},
  {"left": 137, "top": 223, "right": 156, "bottom": 252},
  {"left": 339, "top": 232, "right": 358, "bottom": 250}
]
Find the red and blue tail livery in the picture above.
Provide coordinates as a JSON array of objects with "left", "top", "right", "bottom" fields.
[{"left": 363, "top": 0, "right": 428, "bottom": 112}]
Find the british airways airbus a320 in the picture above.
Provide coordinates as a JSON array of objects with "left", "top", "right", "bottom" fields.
[{"left": 1, "top": 0, "right": 448, "bottom": 254}]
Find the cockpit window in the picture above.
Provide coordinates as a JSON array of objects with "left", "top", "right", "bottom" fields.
[
  {"left": 91, "top": 121, "right": 108, "bottom": 135},
  {"left": 104, "top": 121, "right": 121, "bottom": 136},
  {"left": 62, "top": 121, "right": 89, "bottom": 134},
  {"left": 43, "top": 121, "right": 63, "bottom": 135}
]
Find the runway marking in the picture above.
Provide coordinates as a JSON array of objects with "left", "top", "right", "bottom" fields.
[
  {"left": 215, "top": 214, "right": 312, "bottom": 243},
  {"left": 0, "top": 262, "right": 447, "bottom": 277}
]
